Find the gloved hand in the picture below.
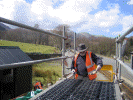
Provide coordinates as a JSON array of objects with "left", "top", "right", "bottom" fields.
[
  {"left": 96, "top": 65, "right": 102, "bottom": 71},
  {"left": 89, "top": 65, "right": 101, "bottom": 75},
  {"left": 89, "top": 70, "right": 97, "bottom": 75},
  {"left": 72, "top": 69, "right": 75, "bottom": 73}
]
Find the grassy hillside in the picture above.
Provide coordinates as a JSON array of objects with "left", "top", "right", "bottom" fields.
[
  {"left": 32, "top": 61, "right": 62, "bottom": 90},
  {"left": 0, "top": 40, "right": 60, "bottom": 54}
]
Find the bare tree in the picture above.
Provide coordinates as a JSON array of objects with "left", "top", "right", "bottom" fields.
[
  {"left": 53, "top": 24, "right": 71, "bottom": 51},
  {"left": 31, "top": 24, "right": 39, "bottom": 44}
]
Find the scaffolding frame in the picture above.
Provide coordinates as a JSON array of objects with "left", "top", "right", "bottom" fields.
[
  {"left": 115, "top": 26, "right": 133, "bottom": 80},
  {"left": 0, "top": 17, "right": 76, "bottom": 78}
]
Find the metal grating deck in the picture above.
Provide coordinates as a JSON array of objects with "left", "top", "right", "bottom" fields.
[{"left": 34, "top": 79, "right": 116, "bottom": 100}]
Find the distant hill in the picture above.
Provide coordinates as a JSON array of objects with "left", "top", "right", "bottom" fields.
[
  {"left": 77, "top": 32, "right": 92, "bottom": 38},
  {"left": 77, "top": 32, "right": 107, "bottom": 38},
  {"left": 76, "top": 32, "right": 102, "bottom": 41},
  {"left": 94, "top": 35, "right": 106, "bottom": 37},
  {"left": 77, "top": 32, "right": 115, "bottom": 39},
  {"left": 0, "top": 23, "right": 11, "bottom": 31}
]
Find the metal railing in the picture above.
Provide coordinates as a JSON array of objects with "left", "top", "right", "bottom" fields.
[
  {"left": 0, "top": 17, "right": 76, "bottom": 78},
  {"left": 115, "top": 26, "right": 133, "bottom": 81},
  {"left": 0, "top": 17, "right": 66, "bottom": 39}
]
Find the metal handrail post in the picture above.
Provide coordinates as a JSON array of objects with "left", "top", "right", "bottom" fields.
[
  {"left": 73, "top": 32, "right": 76, "bottom": 79},
  {"left": 116, "top": 37, "right": 118, "bottom": 74},
  {"left": 117, "top": 42, "right": 119, "bottom": 75},
  {"left": 118, "top": 42, "right": 122, "bottom": 80},
  {"left": 117, "top": 43, "right": 119, "bottom": 77},
  {"left": 131, "top": 54, "right": 132, "bottom": 69},
  {"left": 74, "top": 32, "right": 76, "bottom": 55},
  {"left": 62, "top": 26, "right": 65, "bottom": 78}
]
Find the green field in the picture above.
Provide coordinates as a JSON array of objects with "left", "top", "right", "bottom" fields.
[
  {"left": 0, "top": 40, "right": 60, "bottom": 54},
  {"left": 0, "top": 40, "right": 62, "bottom": 90}
]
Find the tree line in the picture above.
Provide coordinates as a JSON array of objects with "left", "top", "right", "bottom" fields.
[{"left": 0, "top": 24, "right": 133, "bottom": 59}]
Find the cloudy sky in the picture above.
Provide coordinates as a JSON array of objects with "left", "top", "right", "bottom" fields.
[{"left": 0, "top": 0, "right": 133, "bottom": 38}]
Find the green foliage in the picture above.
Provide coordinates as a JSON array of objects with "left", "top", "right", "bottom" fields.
[
  {"left": 52, "top": 70, "right": 60, "bottom": 83},
  {"left": 87, "top": 37, "right": 116, "bottom": 57},
  {"left": 130, "top": 38, "right": 133, "bottom": 46},
  {"left": 32, "top": 61, "right": 61, "bottom": 88}
]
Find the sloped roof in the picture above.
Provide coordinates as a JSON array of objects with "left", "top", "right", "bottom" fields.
[{"left": 0, "top": 46, "right": 32, "bottom": 65}]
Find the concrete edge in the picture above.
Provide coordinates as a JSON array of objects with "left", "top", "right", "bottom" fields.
[
  {"left": 115, "top": 83, "right": 122, "bottom": 100},
  {"left": 29, "top": 78, "right": 66, "bottom": 100}
]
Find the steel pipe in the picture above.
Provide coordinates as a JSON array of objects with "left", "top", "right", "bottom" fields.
[
  {"left": 62, "top": 26, "right": 65, "bottom": 78},
  {"left": 0, "top": 17, "right": 67, "bottom": 39},
  {"left": 116, "top": 37, "right": 118, "bottom": 74},
  {"left": 116, "top": 26, "right": 133, "bottom": 43},
  {"left": 131, "top": 54, "right": 132, "bottom": 69},
  {"left": 116, "top": 58, "right": 133, "bottom": 75},
  {"left": 74, "top": 32, "right": 76, "bottom": 55},
  {"left": 118, "top": 43, "right": 122, "bottom": 80},
  {"left": 0, "top": 56, "right": 69, "bottom": 70},
  {"left": 117, "top": 40, "right": 119, "bottom": 74},
  {"left": 121, "top": 39, "right": 127, "bottom": 56}
]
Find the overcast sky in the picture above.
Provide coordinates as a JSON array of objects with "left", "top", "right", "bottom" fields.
[{"left": 0, "top": 0, "right": 133, "bottom": 38}]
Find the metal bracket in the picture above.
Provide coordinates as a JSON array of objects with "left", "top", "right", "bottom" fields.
[
  {"left": 113, "top": 56, "right": 117, "bottom": 60},
  {"left": 118, "top": 79, "right": 124, "bottom": 83},
  {"left": 64, "top": 36, "right": 68, "bottom": 40}
]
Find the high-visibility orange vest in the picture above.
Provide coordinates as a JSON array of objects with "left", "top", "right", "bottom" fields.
[
  {"left": 74, "top": 51, "right": 97, "bottom": 80},
  {"left": 34, "top": 82, "right": 43, "bottom": 89}
]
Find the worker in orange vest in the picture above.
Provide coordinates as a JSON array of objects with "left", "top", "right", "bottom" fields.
[
  {"left": 71, "top": 43, "right": 103, "bottom": 80},
  {"left": 34, "top": 81, "right": 43, "bottom": 91}
]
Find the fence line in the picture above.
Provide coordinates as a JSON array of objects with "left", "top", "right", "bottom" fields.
[{"left": 115, "top": 26, "right": 133, "bottom": 80}]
